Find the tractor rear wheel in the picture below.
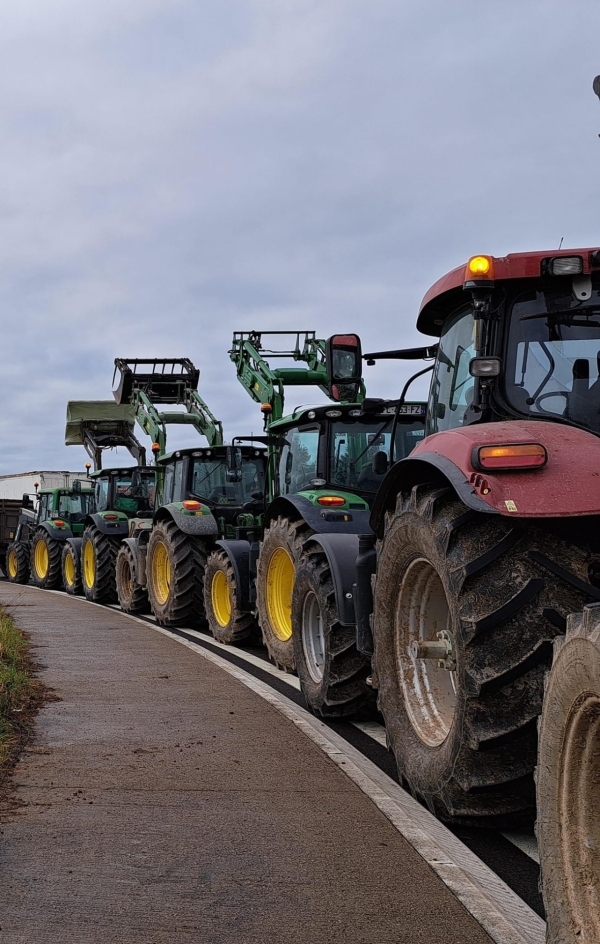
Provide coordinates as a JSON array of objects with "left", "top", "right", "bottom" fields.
[
  {"left": 116, "top": 544, "right": 149, "bottom": 614},
  {"left": 31, "top": 529, "right": 63, "bottom": 590},
  {"left": 6, "top": 543, "right": 30, "bottom": 585},
  {"left": 292, "top": 546, "right": 373, "bottom": 717},
  {"left": 537, "top": 604, "right": 600, "bottom": 944},
  {"left": 81, "top": 526, "right": 119, "bottom": 604},
  {"left": 61, "top": 541, "right": 82, "bottom": 595},
  {"left": 256, "top": 516, "right": 312, "bottom": 671},
  {"left": 146, "top": 519, "right": 206, "bottom": 627},
  {"left": 203, "top": 549, "right": 255, "bottom": 644},
  {"left": 373, "top": 484, "right": 591, "bottom": 827}
]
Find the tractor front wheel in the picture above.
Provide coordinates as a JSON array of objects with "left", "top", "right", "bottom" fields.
[
  {"left": 292, "top": 546, "right": 373, "bottom": 717},
  {"left": 373, "top": 484, "right": 591, "bottom": 827},
  {"left": 61, "top": 541, "right": 82, "bottom": 595},
  {"left": 256, "top": 516, "right": 312, "bottom": 671},
  {"left": 116, "top": 544, "right": 149, "bottom": 614},
  {"left": 204, "top": 549, "right": 255, "bottom": 644},
  {"left": 6, "top": 543, "right": 30, "bottom": 585},
  {"left": 146, "top": 519, "right": 206, "bottom": 627},
  {"left": 81, "top": 526, "right": 119, "bottom": 604},
  {"left": 537, "top": 604, "right": 600, "bottom": 944},
  {"left": 31, "top": 529, "right": 63, "bottom": 590}
]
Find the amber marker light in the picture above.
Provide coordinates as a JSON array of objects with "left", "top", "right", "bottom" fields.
[
  {"left": 182, "top": 500, "right": 201, "bottom": 511},
  {"left": 474, "top": 443, "right": 547, "bottom": 471},
  {"left": 465, "top": 255, "right": 494, "bottom": 281},
  {"left": 317, "top": 495, "right": 346, "bottom": 506}
]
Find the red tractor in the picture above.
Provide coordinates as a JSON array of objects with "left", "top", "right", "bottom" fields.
[{"left": 347, "top": 247, "right": 600, "bottom": 837}]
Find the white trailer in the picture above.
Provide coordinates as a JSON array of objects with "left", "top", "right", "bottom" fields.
[{"left": 0, "top": 471, "right": 88, "bottom": 501}]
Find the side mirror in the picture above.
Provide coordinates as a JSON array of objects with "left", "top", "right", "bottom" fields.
[
  {"left": 22, "top": 493, "right": 32, "bottom": 509},
  {"left": 469, "top": 356, "right": 502, "bottom": 378},
  {"left": 326, "top": 333, "right": 362, "bottom": 401},
  {"left": 226, "top": 445, "right": 242, "bottom": 473},
  {"left": 226, "top": 469, "right": 242, "bottom": 482},
  {"left": 372, "top": 452, "right": 388, "bottom": 476},
  {"left": 72, "top": 480, "right": 81, "bottom": 494}
]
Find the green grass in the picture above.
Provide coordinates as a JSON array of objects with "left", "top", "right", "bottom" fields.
[{"left": 0, "top": 611, "right": 36, "bottom": 766}]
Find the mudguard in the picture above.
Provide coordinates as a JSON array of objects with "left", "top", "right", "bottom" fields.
[
  {"left": 38, "top": 521, "right": 74, "bottom": 541},
  {"left": 86, "top": 512, "right": 129, "bottom": 538},
  {"left": 370, "top": 420, "right": 600, "bottom": 537},
  {"left": 64, "top": 537, "right": 82, "bottom": 562},
  {"left": 302, "top": 533, "right": 363, "bottom": 626},
  {"left": 266, "top": 495, "right": 372, "bottom": 535},
  {"left": 154, "top": 504, "right": 219, "bottom": 537},
  {"left": 120, "top": 536, "right": 147, "bottom": 586},
  {"left": 214, "top": 539, "right": 256, "bottom": 610}
]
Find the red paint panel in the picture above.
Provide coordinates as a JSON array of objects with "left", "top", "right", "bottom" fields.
[{"left": 413, "top": 421, "right": 600, "bottom": 517}]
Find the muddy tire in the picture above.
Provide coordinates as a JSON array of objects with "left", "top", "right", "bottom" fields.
[
  {"left": 203, "top": 549, "right": 255, "bottom": 644},
  {"left": 292, "top": 545, "right": 373, "bottom": 717},
  {"left": 30, "top": 529, "right": 63, "bottom": 590},
  {"left": 6, "top": 542, "right": 30, "bottom": 585},
  {"left": 116, "top": 544, "right": 149, "bottom": 614},
  {"left": 373, "top": 484, "right": 592, "bottom": 827},
  {"left": 256, "top": 516, "right": 313, "bottom": 671},
  {"left": 62, "top": 541, "right": 82, "bottom": 595},
  {"left": 81, "top": 525, "right": 119, "bottom": 604},
  {"left": 537, "top": 603, "right": 600, "bottom": 944},
  {"left": 146, "top": 519, "right": 206, "bottom": 627}
]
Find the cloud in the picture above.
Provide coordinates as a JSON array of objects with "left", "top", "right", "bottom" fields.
[{"left": 0, "top": 0, "right": 598, "bottom": 470}]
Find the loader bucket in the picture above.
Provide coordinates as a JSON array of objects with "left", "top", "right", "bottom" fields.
[
  {"left": 65, "top": 400, "right": 137, "bottom": 445},
  {"left": 113, "top": 358, "right": 200, "bottom": 405}
]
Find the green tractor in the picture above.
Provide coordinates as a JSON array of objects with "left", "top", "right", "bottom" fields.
[
  {"left": 6, "top": 480, "right": 94, "bottom": 590},
  {"left": 222, "top": 331, "right": 425, "bottom": 716},
  {"left": 64, "top": 398, "right": 156, "bottom": 602},
  {"left": 110, "top": 359, "right": 268, "bottom": 634}
]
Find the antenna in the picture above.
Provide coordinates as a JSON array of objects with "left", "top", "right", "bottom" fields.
[{"left": 558, "top": 236, "right": 564, "bottom": 250}]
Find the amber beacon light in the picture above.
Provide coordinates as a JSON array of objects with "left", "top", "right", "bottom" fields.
[
  {"left": 465, "top": 255, "right": 495, "bottom": 281},
  {"left": 474, "top": 443, "right": 547, "bottom": 471}
]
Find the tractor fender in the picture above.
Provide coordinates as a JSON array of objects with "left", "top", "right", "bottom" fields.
[
  {"left": 154, "top": 504, "right": 219, "bottom": 538},
  {"left": 85, "top": 512, "right": 129, "bottom": 538},
  {"left": 37, "top": 521, "right": 74, "bottom": 542},
  {"left": 266, "top": 495, "right": 372, "bottom": 535},
  {"left": 120, "top": 536, "right": 147, "bottom": 586},
  {"left": 214, "top": 539, "right": 255, "bottom": 610},
  {"left": 370, "top": 419, "right": 600, "bottom": 537},
  {"left": 301, "top": 533, "right": 361, "bottom": 626},
  {"left": 64, "top": 537, "right": 82, "bottom": 562}
]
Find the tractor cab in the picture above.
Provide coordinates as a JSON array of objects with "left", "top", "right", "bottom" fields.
[
  {"left": 37, "top": 484, "right": 94, "bottom": 530},
  {"left": 89, "top": 466, "right": 157, "bottom": 519},
  {"left": 158, "top": 445, "right": 267, "bottom": 540},
  {"left": 269, "top": 401, "right": 425, "bottom": 507}
]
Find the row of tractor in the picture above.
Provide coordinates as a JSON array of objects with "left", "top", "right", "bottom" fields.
[{"left": 6, "top": 249, "right": 600, "bottom": 942}]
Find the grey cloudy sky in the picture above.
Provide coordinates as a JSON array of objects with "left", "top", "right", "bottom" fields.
[{"left": 1, "top": 0, "right": 599, "bottom": 472}]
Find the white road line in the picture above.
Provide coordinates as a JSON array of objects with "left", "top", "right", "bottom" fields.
[
  {"left": 5, "top": 585, "right": 545, "bottom": 944},
  {"left": 501, "top": 832, "right": 540, "bottom": 864}
]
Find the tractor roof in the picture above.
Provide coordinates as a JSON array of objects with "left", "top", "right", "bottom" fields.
[{"left": 418, "top": 247, "right": 600, "bottom": 337}]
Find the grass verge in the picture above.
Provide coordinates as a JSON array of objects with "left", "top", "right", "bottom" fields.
[{"left": 0, "top": 608, "right": 41, "bottom": 776}]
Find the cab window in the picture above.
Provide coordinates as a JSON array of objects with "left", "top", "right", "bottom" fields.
[
  {"left": 277, "top": 427, "right": 319, "bottom": 495},
  {"left": 427, "top": 306, "right": 476, "bottom": 434}
]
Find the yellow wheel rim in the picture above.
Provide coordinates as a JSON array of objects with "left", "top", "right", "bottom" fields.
[
  {"left": 211, "top": 570, "right": 232, "bottom": 627},
  {"left": 151, "top": 541, "right": 171, "bottom": 606},
  {"left": 7, "top": 550, "right": 18, "bottom": 578},
  {"left": 64, "top": 551, "right": 75, "bottom": 587},
  {"left": 83, "top": 539, "right": 95, "bottom": 589},
  {"left": 265, "top": 546, "right": 294, "bottom": 641},
  {"left": 34, "top": 540, "right": 49, "bottom": 579}
]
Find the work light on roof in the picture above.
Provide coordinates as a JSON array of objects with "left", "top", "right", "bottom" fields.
[{"left": 549, "top": 256, "right": 583, "bottom": 276}]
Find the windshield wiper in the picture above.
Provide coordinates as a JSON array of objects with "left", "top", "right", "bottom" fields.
[{"left": 521, "top": 308, "right": 600, "bottom": 325}]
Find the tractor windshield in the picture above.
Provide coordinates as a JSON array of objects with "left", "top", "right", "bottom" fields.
[
  {"left": 191, "top": 458, "right": 265, "bottom": 506},
  {"left": 58, "top": 492, "right": 94, "bottom": 522},
  {"left": 329, "top": 419, "right": 425, "bottom": 492},
  {"left": 505, "top": 286, "right": 600, "bottom": 433}
]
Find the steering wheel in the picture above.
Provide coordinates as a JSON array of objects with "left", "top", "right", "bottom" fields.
[{"left": 534, "top": 391, "right": 568, "bottom": 415}]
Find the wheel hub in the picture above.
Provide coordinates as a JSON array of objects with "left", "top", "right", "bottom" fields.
[
  {"left": 395, "top": 557, "right": 457, "bottom": 748},
  {"left": 301, "top": 590, "right": 325, "bottom": 682}
]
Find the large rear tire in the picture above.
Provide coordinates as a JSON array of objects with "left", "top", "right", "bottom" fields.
[
  {"left": 292, "top": 546, "right": 373, "bottom": 717},
  {"left": 116, "top": 544, "right": 149, "bottom": 614},
  {"left": 537, "top": 603, "right": 600, "bottom": 944},
  {"left": 373, "top": 484, "right": 591, "bottom": 827},
  {"left": 256, "top": 516, "right": 312, "bottom": 671},
  {"left": 146, "top": 519, "right": 206, "bottom": 627},
  {"left": 81, "top": 526, "right": 119, "bottom": 604},
  {"left": 31, "top": 529, "right": 63, "bottom": 590},
  {"left": 203, "top": 549, "right": 255, "bottom": 644},
  {"left": 6, "top": 543, "right": 30, "bottom": 585},
  {"left": 61, "top": 541, "right": 82, "bottom": 596}
]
